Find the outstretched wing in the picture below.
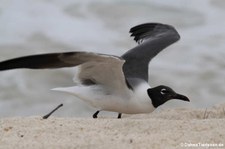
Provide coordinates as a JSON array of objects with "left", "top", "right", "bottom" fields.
[
  {"left": 122, "top": 23, "right": 180, "bottom": 82},
  {"left": 0, "top": 52, "right": 129, "bottom": 93},
  {"left": 0, "top": 52, "right": 81, "bottom": 70}
]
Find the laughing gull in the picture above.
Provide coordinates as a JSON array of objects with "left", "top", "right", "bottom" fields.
[{"left": 0, "top": 23, "right": 189, "bottom": 118}]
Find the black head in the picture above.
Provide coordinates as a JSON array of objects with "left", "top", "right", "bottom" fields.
[{"left": 147, "top": 85, "right": 190, "bottom": 108}]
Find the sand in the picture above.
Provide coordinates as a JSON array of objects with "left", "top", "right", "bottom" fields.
[{"left": 1, "top": 105, "right": 225, "bottom": 149}]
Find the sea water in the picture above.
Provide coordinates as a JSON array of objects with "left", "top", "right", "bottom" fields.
[{"left": 0, "top": 0, "right": 224, "bottom": 117}]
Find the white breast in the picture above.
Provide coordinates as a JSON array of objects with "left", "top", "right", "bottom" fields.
[
  {"left": 121, "top": 82, "right": 155, "bottom": 114},
  {"left": 90, "top": 82, "right": 155, "bottom": 114}
]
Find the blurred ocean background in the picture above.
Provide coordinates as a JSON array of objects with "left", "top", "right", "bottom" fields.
[{"left": 0, "top": 0, "right": 224, "bottom": 117}]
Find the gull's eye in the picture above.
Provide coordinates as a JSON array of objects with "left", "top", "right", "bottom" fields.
[{"left": 160, "top": 88, "right": 168, "bottom": 95}]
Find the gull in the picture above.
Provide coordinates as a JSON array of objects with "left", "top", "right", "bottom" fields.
[{"left": 0, "top": 23, "right": 189, "bottom": 118}]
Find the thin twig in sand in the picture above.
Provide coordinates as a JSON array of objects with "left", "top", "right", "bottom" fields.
[
  {"left": 42, "top": 103, "right": 63, "bottom": 119},
  {"left": 203, "top": 108, "right": 210, "bottom": 119},
  {"left": 223, "top": 108, "right": 225, "bottom": 117}
]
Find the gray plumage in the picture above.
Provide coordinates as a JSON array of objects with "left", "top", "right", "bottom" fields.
[{"left": 122, "top": 23, "right": 180, "bottom": 82}]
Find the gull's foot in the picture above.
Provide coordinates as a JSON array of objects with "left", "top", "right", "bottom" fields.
[
  {"left": 118, "top": 113, "right": 122, "bottom": 119},
  {"left": 93, "top": 110, "right": 100, "bottom": 119}
]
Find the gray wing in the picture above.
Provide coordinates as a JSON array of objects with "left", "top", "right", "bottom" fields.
[
  {"left": 122, "top": 23, "right": 180, "bottom": 82},
  {"left": 0, "top": 52, "right": 129, "bottom": 93}
]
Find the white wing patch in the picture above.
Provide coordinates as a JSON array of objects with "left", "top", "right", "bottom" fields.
[{"left": 65, "top": 53, "right": 130, "bottom": 95}]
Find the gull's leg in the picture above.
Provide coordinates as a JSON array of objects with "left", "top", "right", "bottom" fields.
[
  {"left": 93, "top": 110, "right": 100, "bottom": 118},
  {"left": 117, "top": 113, "right": 122, "bottom": 119}
]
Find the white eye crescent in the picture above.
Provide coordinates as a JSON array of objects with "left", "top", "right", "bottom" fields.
[{"left": 160, "top": 88, "right": 167, "bottom": 95}]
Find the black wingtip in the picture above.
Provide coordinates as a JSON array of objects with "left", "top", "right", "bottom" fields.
[
  {"left": 0, "top": 52, "right": 78, "bottom": 71},
  {"left": 129, "top": 23, "right": 180, "bottom": 43},
  {"left": 130, "top": 23, "right": 161, "bottom": 33}
]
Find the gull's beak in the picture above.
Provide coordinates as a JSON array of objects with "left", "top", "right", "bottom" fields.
[{"left": 173, "top": 93, "right": 190, "bottom": 102}]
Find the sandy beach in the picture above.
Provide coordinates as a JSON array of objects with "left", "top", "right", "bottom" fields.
[{"left": 1, "top": 104, "right": 225, "bottom": 149}]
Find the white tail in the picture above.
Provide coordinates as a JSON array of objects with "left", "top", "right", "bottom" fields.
[{"left": 51, "top": 87, "right": 78, "bottom": 95}]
